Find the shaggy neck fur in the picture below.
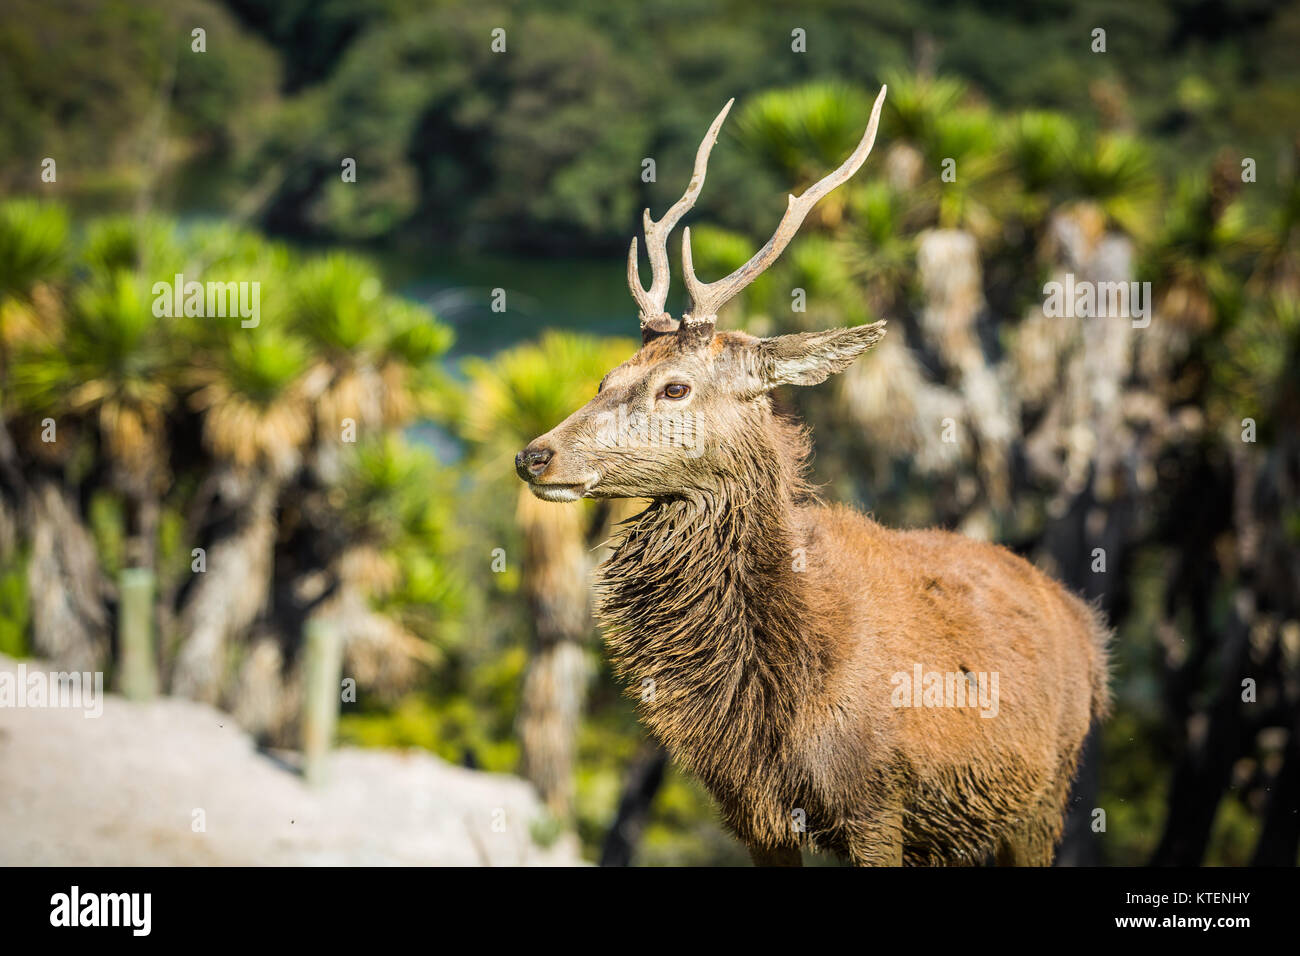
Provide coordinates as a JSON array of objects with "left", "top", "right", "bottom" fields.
[{"left": 595, "top": 408, "right": 828, "bottom": 810}]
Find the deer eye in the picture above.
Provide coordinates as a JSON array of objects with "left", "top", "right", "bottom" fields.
[{"left": 661, "top": 383, "right": 690, "bottom": 401}]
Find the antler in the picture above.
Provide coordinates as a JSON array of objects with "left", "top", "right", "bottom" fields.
[
  {"left": 628, "top": 98, "right": 734, "bottom": 340},
  {"left": 680, "top": 85, "right": 888, "bottom": 341}
]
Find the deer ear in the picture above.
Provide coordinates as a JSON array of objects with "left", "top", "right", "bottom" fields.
[{"left": 756, "top": 322, "right": 886, "bottom": 388}]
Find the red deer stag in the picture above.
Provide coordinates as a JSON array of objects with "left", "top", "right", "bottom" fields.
[{"left": 515, "top": 86, "right": 1111, "bottom": 866}]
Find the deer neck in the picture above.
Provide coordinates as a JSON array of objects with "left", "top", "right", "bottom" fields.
[{"left": 595, "top": 448, "right": 823, "bottom": 784}]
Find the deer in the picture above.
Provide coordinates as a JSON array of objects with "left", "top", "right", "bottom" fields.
[{"left": 514, "top": 86, "right": 1111, "bottom": 866}]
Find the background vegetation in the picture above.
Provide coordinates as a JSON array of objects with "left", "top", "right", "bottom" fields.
[{"left": 1, "top": 0, "right": 1298, "bottom": 865}]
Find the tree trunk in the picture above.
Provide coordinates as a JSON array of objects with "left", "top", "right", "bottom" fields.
[
  {"left": 25, "top": 476, "right": 110, "bottom": 671},
  {"left": 1251, "top": 707, "right": 1300, "bottom": 866},
  {"left": 601, "top": 744, "right": 668, "bottom": 867},
  {"left": 117, "top": 567, "right": 159, "bottom": 699},
  {"left": 515, "top": 487, "right": 590, "bottom": 818},
  {"left": 1151, "top": 444, "right": 1261, "bottom": 865},
  {"left": 170, "top": 475, "right": 277, "bottom": 703},
  {"left": 1149, "top": 593, "right": 1254, "bottom": 864}
]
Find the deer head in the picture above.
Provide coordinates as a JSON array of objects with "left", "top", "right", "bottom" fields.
[{"left": 516, "top": 87, "right": 888, "bottom": 502}]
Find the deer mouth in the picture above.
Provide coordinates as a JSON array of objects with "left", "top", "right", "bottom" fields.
[{"left": 527, "top": 479, "right": 596, "bottom": 503}]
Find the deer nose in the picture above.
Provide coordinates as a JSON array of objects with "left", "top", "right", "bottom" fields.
[{"left": 515, "top": 445, "right": 554, "bottom": 479}]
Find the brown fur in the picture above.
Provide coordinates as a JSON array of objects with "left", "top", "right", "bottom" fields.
[{"left": 520, "top": 324, "right": 1111, "bottom": 868}]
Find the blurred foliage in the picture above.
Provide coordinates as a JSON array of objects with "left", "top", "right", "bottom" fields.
[
  {"left": 0, "top": 195, "right": 463, "bottom": 739},
  {"left": 0, "top": 551, "right": 29, "bottom": 659},
  {"left": 2, "top": 0, "right": 1299, "bottom": 867},
  {"left": 0, "top": 0, "right": 280, "bottom": 197},
  {"left": 0, "top": 200, "right": 67, "bottom": 301},
  {"left": 3, "top": 0, "right": 1298, "bottom": 251}
]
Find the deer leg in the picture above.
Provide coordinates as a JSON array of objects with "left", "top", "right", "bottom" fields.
[
  {"left": 748, "top": 844, "right": 803, "bottom": 867},
  {"left": 995, "top": 818, "right": 1056, "bottom": 866},
  {"left": 845, "top": 803, "right": 906, "bottom": 866},
  {"left": 846, "top": 831, "right": 904, "bottom": 866},
  {"left": 996, "top": 783, "right": 1070, "bottom": 866}
]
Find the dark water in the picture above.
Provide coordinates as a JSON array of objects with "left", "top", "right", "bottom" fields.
[
  {"left": 175, "top": 207, "right": 636, "bottom": 356},
  {"left": 377, "top": 248, "right": 640, "bottom": 357}
]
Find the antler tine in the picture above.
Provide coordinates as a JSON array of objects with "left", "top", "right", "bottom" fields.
[
  {"left": 682, "top": 85, "right": 888, "bottom": 328},
  {"left": 629, "top": 98, "right": 734, "bottom": 334}
]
